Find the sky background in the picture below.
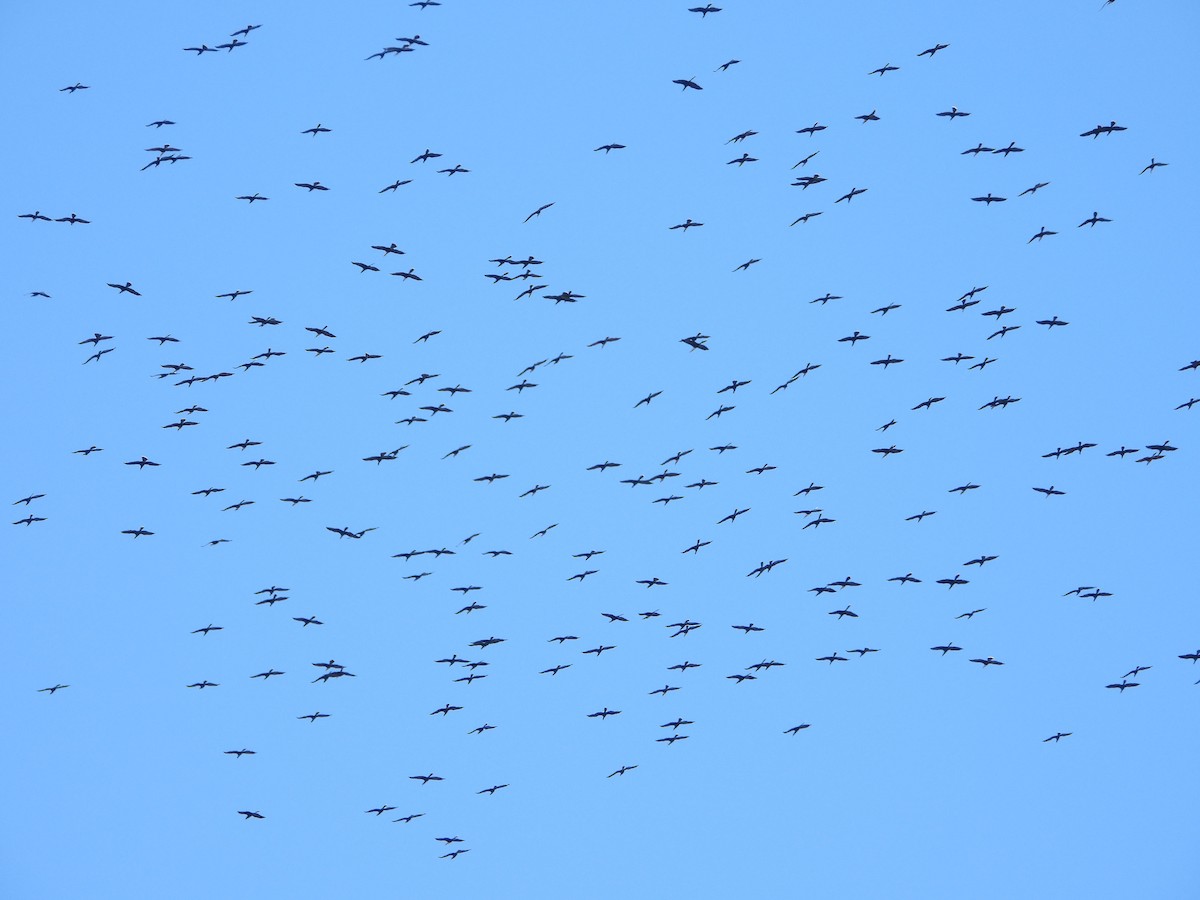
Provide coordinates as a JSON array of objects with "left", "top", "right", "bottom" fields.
[{"left": 3, "top": 1, "right": 1198, "bottom": 897}]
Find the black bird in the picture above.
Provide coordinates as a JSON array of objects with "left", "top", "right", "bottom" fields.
[
  {"left": 524, "top": 202, "right": 554, "bottom": 222},
  {"left": 1140, "top": 158, "right": 1168, "bottom": 174},
  {"left": 1043, "top": 733, "right": 1072, "bottom": 743},
  {"left": 673, "top": 77, "right": 703, "bottom": 91},
  {"left": 1105, "top": 679, "right": 1138, "bottom": 691},
  {"left": 594, "top": 143, "right": 626, "bottom": 153},
  {"left": 919, "top": 43, "right": 949, "bottom": 57},
  {"left": 784, "top": 724, "right": 812, "bottom": 735}
]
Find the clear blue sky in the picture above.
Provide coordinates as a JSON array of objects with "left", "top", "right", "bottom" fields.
[{"left": 4, "top": 1, "right": 1198, "bottom": 897}]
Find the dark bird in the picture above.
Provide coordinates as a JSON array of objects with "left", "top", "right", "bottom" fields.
[
  {"left": 673, "top": 77, "right": 703, "bottom": 91},
  {"left": 524, "top": 202, "right": 554, "bottom": 222},
  {"left": 594, "top": 143, "right": 626, "bottom": 153},
  {"left": 1105, "top": 680, "right": 1139, "bottom": 691},
  {"left": 919, "top": 43, "right": 949, "bottom": 57}
]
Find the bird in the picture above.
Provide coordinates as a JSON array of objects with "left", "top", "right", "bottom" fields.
[
  {"left": 1141, "top": 158, "right": 1168, "bottom": 174},
  {"left": 784, "top": 724, "right": 812, "bottom": 735},
  {"left": 524, "top": 202, "right": 554, "bottom": 222},
  {"left": 919, "top": 43, "right": 949, "bottom": 57},
  {"left": 38, "top": 684, "right": 69, "bottom": 694},
  {"left": 1043, "top": 733, "right": 1072, "bottom": 743},
  {"left": 301, "top": 124, "right": 331, "bottom": 136},
  {"left": 673, "top": 77, "right": 703, "bottom": 91}
]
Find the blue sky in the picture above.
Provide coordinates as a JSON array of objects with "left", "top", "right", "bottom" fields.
[{"left": 3, "top": 1, "right": 1198, "bottom": 897}]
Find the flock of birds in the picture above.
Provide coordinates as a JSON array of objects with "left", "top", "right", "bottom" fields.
[{"left": 14, "top": 2, "right": 1195, "bottom": 867}]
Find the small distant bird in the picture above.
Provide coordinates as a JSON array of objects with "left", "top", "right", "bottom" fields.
[{"left": 524, "top": 202, "right": 554, "bottom": 222}]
